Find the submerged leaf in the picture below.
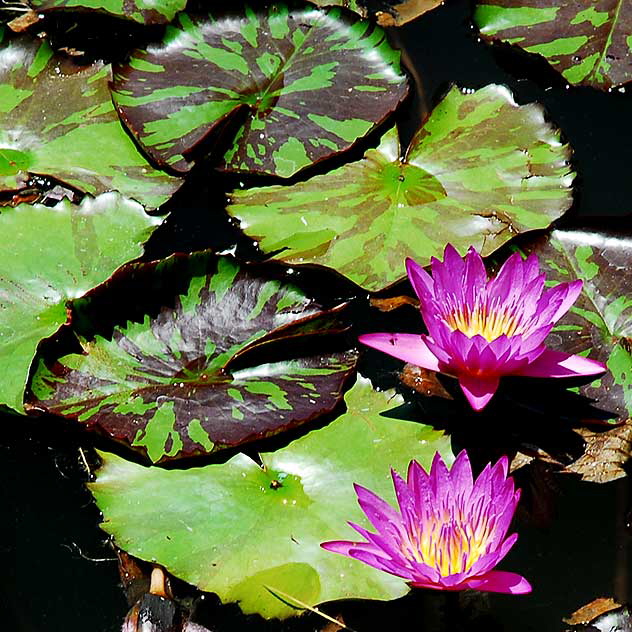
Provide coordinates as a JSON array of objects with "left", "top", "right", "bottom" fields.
[
  {"left": 25, "top": 0, "right": 187, "bottom": 24},
  {"left": 0, "top": 34, "right": 181, "bottom": 208},
  {"left": 112, "top": 5, "right": 408, "bottom": 177},
  {"left": 0, "top": 193, "right": 161, "bottom": 412},
  {"left": 90, "top": 377, "right": 453, "bottom": 618},
  {"left": 28, "top": 256, "right": 357, "bottom": 462},
  {"left": 475, "top": 0, "right": 632, "bottom": 89},
  {"left": 228, "top": 84, "right": 573, "bottom": 290}
]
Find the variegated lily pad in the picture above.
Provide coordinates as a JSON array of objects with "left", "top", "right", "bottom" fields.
[
  {"left": 111, "top": 5, "right": 408, "bottom": 177},
  {"left": 0, "top": 33, "right": 181, "bottom": 208},
  {"left": 531, "top": 229, "right": 632, "bottom": 421},
  {"left": 23, "top": 0, "right": 187, "bottom": 24},
  {"left": 228, "top": 84, "right": 574, "bottom": 291},
  {"left": 89, "top": 377, "right": 453, "bottom": 619},
  {"left": 28, "top": 256, "right": 357, "bottom": 462},
  {"left": 474, "top": 0, "right": 632, "bottom": 89},
  {"left": 0, "top": 192, "right": 161, "bottom": 412}
]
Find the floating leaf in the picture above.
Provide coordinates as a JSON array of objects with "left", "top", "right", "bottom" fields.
[
  {"left": 0, "top": 192, "right": 161, "bottom": 412},
  {"left": 89, "top": 377, "right": 453, "bottom": 618},
  {"left": 24, "top": 0, "right": 187, "bottom": 24},
  {"left": 228, "top": 84, "right": 573, "bottom": 290},
  {"left": 531, "top": 229, "right": 632, "bottom": 422},
  {"left": 474, "top": 0, "right": 632, "bottom": 89},
  {"left": 28, "top": 256, "right": 357, "bottom": 462},
  {"left": 111, "top": 5, "right": 408, "bottom": 177},
  {"left": 0, "top": 33, "right": 181, "bottom": 208}
]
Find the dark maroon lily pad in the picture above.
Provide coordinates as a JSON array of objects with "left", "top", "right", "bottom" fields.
[
  {"left": 475, "top": 0, "right": 632, "bottom": 89},
  {"left": 111, "top": 5, "right": 408, "bottom": 177},
  {"left": 529, "top": 229, "right": 632, "bottom": 422},
  {"left": 24, "top": 0, "right": 186, "bottom": 24},
  {"left": 27, "top": 256, "right": 357, "bottom": 463}
]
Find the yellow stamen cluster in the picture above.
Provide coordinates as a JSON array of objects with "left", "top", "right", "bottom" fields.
[
  {"left": 444, "top": 304, "right": 523, "bottom": 342},
  {"left": 401, "top": 511, "right": 493, "bottom": 576}
]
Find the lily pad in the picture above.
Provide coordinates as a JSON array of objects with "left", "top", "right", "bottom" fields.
[
  {"left": 474, "top": 0, "right": 632, "bottom": 89},
  {"left": 0, "top": 33, "right": 182, "bottom": 208},
  {"left": 0, "top": 192, "right": 161, "bottom": 412},
  {"left": 89, "top": 377, "right": 453, "bottom": 618},
  {"left": 228, "top": 84, "right": 574, "bottom": 291},
  {"left": 23, "top": 0, "right": 187, "bottom": 24},
  {"left": 111, "top": 4, "right": 408, "bottom": 177},
  {"left": 28, "top": 256, "right": 357, "bottom": 462},
  {"left": 531, "top": 229, "right": 632, "bottom": 422}
]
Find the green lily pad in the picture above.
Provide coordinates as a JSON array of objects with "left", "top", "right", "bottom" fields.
[
  {"left": 0, "top": 192, "right": 161, "bottom": 412},
  {"left": 531, "top": 229, "right": 632, "bottom": 421},
  {"left": 228, "top": 84, "right": 574, "bottom": 291},
  {"left": 111, "top": 4, "right": 408, "bottom": 177},
  {"left": 474, "top": 0, "right": 632, "bottom": 89},
  {"left": 25, "top": 0, "right": 187, "bottom": 24},
  {"left": 89, "top": 377, "right": 453, "bottom": 618},
  {"left": 28, "top": 256, "right": 357, "bottom": 462},
  {"left": 0, "top": 33, "right": 181, "bottom": 208}
]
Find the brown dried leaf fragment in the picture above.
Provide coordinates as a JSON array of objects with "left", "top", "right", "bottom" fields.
[
  {"left": 370, "top": 295, "right": 419, "bottom": 312},
  {"left": 564, "top": 597, "right": 622, "bottom": 625},
  {"left": 567, "top": 420, "right": 632, "bottom": 483},
  {"left": 8, "top": 10, "right": 43, "bottom": 33},
  {"left": 400, "top": 364, "right": 453, "bottom": 399},
  {"left": 375, "top": 0, "right": 444, "bottom": 26}
]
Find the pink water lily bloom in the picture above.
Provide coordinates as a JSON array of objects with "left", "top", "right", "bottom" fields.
[
  {"left": 360, "top": 245, "right": 606, "bottom": 411},
  {"left": 322, "top": 451, "right": 531, "bottom": 594}
]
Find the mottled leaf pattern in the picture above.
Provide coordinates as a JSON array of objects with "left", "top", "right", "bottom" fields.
[
  {"left": 112, "top": 5, "right": 408, "bottom": 177},
  {"left": 0, "top": 34, "right": 181, "bottom": 208},
  {"left": 228, "top": 84, "right": 574, "bottom": 291},
  {"left": 0, "top": 193, "right": 161, "bottom": 412},
  {"left": 29, "top": 257, "right": 357, "bottom": 462},
  {"left": 475, "top": 0, "right": 632, "bottom": 89},
  {"left": 25, "top": 0, "right": 187, "bottom": 24},
  {"left": 89, "top": 377, "right": 453, "bottom": 619},
  {"left": 533, "top": 229, "right": 632, "bottom": 421}
]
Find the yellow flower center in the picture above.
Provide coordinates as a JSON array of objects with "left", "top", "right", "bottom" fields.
[
  {"left": 444, "top": 304, "right": 522, "bottom": 342},
  {"left": 401, "top": 511, "right": 493, "bottom": 576}
]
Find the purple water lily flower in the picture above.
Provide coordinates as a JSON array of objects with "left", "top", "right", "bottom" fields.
[
  {"left": 322, "top": 451, "right": 531, "bottom": 594},
  {"left": 359, "top": 245, "right": 605, "bottom": 410}
]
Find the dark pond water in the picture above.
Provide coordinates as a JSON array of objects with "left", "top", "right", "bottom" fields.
[{"left": 2, "top": 0, "right": 632, "bottom": 630}]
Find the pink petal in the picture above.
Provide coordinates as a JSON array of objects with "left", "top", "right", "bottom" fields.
[
  {"left": 458, "top": 374, "right": 500, "bottom": 411},
  {"left": 358, "top": 333, "right": 441, "bottom": 371},
  {"left": 320, "top": 540, "right": 357, "bottom": 555},
  {"left": 448, "top": 450, "right": 474, "bottom": 496},
  {"left": 488, "top": 251, "right": 524, "bottom": 303},
  {"left": 463, "top": 571, "right": 532, "bottom": 595},
  {"left": 405, "top": 257, "right": 434, "bottom": 302},
  {"left": 548, "top": 279, "right": 582, "bottom": 323},
  {"left": 463, "top": 247, "right": 487, "bottom": 303},
  {"left": 515, "top": 349, "right": 606, "bottom": 378}
]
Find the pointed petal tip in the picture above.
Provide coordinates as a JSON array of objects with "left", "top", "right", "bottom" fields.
[
  {"left": 358, "top": 332, "right": 442, "bottom": 372},
  {"left": 464, "top": 571, "right": 532, "bottom": 595},
  {"left": 459, "top": 374, "right": 500, "bottom": 411},
  {"left": 516, "top": 349, "right": 606, "bottom": 379}
]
